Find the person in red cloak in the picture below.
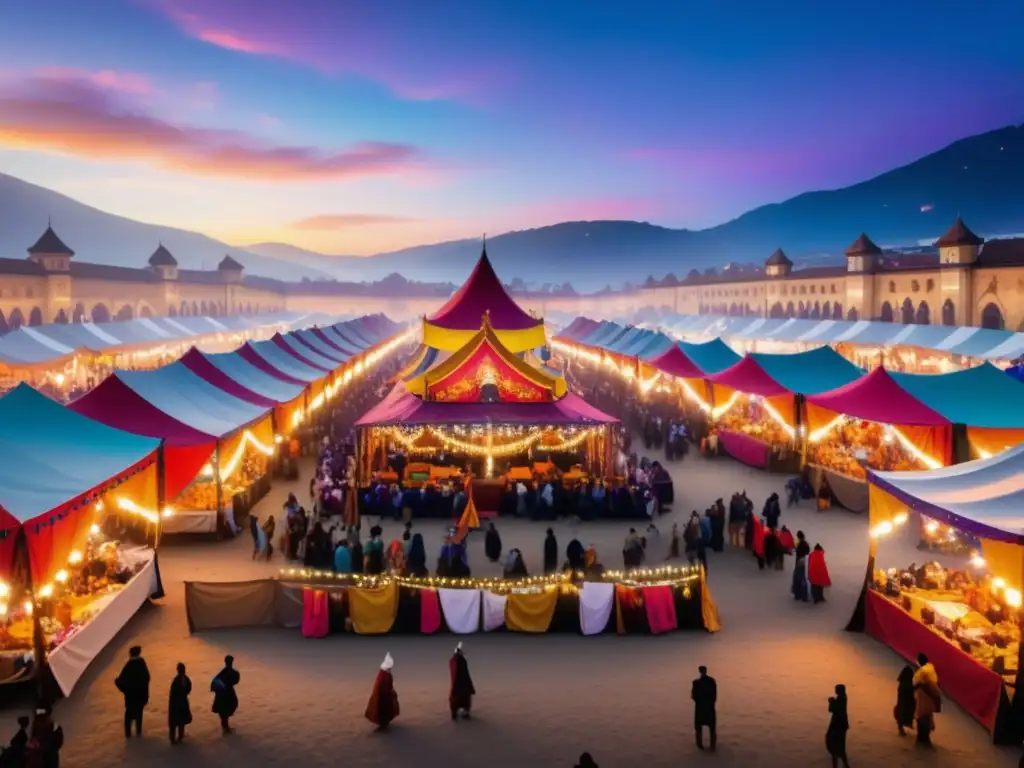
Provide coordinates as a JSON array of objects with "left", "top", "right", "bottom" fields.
[
  {"left": 449, "top": 642, "right": 476, "bottom": 720},
  {"left": 365, "top": 653, "right": 399, "bottom": 730},
  {"left": 778, "top": 526, "right": 795, "bottom": 554},
  {"left": 752, "top": 518, "right": 766, "bottom": 570},
  {"left": 808, "top": 544, "right": 832, "bottom": 604}
]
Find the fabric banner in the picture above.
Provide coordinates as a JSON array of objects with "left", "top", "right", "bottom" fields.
[
  {"left": 505, "top": 590, "right": 558, "bottom": 633},
  {"left": 49, "top": 557, "right": 157, "bottom": 696},
  {"left": 699, "top": 569, "right": 721, "bottom": 632},
  {"left": 438, "top": 588, "right": 481, "bottom": 634},
  {"left": 301, "top": 587, "right": 329, "bottom": 638},
  {"left": 968, "top": 427, "right": 1024, "bottom": 459},
  {"left": 642, "top": 585, "right": 678, "bottom": 634},
  {"left": 420, "top": 589, "right": 442, "bottom": 634},
  {"left": 482, "top": 591, "right": 507, "bottom": 632},
  {"left": 809, "top": 465, "right": 869, "bottom": 514},
  {"left": 579, "top": 582, "right": 615, "bottom": 636},
  {"left": 185, "top": 578, "right": 277, "bottom": 632},
  {"left": 348, "top": 583, "right": 398, "bottom": 635},
  {"left": 160, "top": 510, "right": 218, "bottom": 534},
  {"left": 864, "top": 591, "right": 1003, "bottom": 732},
  {"left": 718, "top": 430, "right": 769, "bottom": 469}
]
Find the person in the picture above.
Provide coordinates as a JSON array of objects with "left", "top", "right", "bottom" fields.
[
  {"left": 406, "top": 533, "right": 428, "bottom": 577},
  {"left": 691, "top": 665, "right": 717, "bottom": 751},
  {"left": 792, "top": 531, "right": 811, "bottom": 602},
  {"left": 25, "top": 705, "right": 62, "bottom": 768},
  {"left": 764, "top": 492, "right": 781, "bottom": 530},
  {"left": 666, "top": 522, "right": 680, "bottom": 560},
  {"left": 826, "top": 684, "right": 850, "bottom": 768},
  {"left": 575, "top": 753, "right": 599, "bottom": 768},
  {"left": 913, "top": 653, "right": 941, "bottom": 745},
  {"left": 566, "top": 539, "right": 585, "bottom": 571},
  {"left": 211, "top": 655, "right": 240, "bottom": 734},
  {"left": 1, "top": 716, "right": 29, "bottom": 767},
  {"left": 449, "top": 642, "right": 475, "bottom": 720},
  {"left": 365, "top": 653, "right": 399, "bottom": 730},
  {"left": 249, "top": 514, "right": 261, "bottom": 560},
  {"left": 364, "top": 525, "right": 385, "bottom": 574},
  {"left": 115, "top": 646, "right": 150, "bottom": 738},
  {"left": 261, "top": 515, "right": 276, "bottom": 560},
  {"left": 894, "top": 664, "right": 915, "bottom": 736},
  {"left": 168, "top": 662, "right": 192, "bottom": 745},
  {"left": 727, "top": 493, "right": 745, "bottom": 548},
  {"left": 808, "top": 544, "right": 831, "bottom": 603},
  {"left": 485, "top": 522, "right": 502, "bottom": 563},
  {"left": 333, "top": 539, "right": 352, "bottom": 574},
  {"left": 543, "top": 528, "right": 558, "bottom": 574}
]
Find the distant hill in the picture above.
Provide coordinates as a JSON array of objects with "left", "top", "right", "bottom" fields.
[
  {"left": 0, "top": 174, "right": 334, "bottom": 282},
  {"left": 4, "top": 125, "right": 1024, "bottom": 289}
]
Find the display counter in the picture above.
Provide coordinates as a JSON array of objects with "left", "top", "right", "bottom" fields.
[
  {"left": 808, "top": 464, "right": 869, "bottom": 513},
  {"left": 718, "top": 430, "right": 770, "bottom": 469},
  {"left": 161, "top": 508, "right": 222, "bottom": 535}
]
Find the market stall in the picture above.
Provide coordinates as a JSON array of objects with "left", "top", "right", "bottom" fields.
[
  {"left": 849, "top": 448, "right": 1024, "bottom": 743},
  {"left": 0, "top": 384, "right": 163, "bottom": 695}
]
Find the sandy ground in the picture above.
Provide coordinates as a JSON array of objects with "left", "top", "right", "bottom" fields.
[{"left": 1, "top": 450, "right": 1020, "bottom": 767}]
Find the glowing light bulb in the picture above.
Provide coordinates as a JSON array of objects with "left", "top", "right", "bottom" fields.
[
  {"left": 993, "top": 577, "right": 1007, "bottom": 590},
  {"left": 871, "top": 521, "right": 893, "bottom": 538},
  {"left": 162, "top": 507, "right": 174, "bottom": 518},
  {"left": 0, "top": 583, "right": 8, "bottom": 598},
  {"left": 1005, "top": 588, "right": 1022, "bottom": 609},
  {"left": 970, "top": 555, "right": 986, "bottom": 568},
  {"left": 23, "top": 601, "right": 32, "bottom": 615},
  {"left": 925, "top": 521, "right": 938, "bottom": 534},
  {"left": 38, "top": 584, "right": 53, "bottom": 599},
  {"left": 0, "top": 604, "right": 7, "bottom": 616},
  {"left": 68, "top": 550, "right": 83, "bottom": 565},
  {"left": 893, "top": 512, "right": 908, "bottom": 526},
  {"left": 89, "top": 524, "right": 101, "bottom": 536},
  {"left": 54, "top": 570, "right": 68, "bottom": 584}
]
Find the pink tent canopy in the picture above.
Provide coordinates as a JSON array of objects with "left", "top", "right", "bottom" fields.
[
  {"left": 707, "top": 356, "right": 789, "bottom": 397},
  {"left": 271, "top": 333, "right": 333, "bottom": 372},
  {"left": 646, "top": 344, "right": 706, "bottom": 379},
  {"left": 180, "top": 348, "right": 278, "bottom": 408},
  {"left": 807, "top": 366, "right": 950, "bottom": 426},
  {"left": 312, "top": 327, "right": 360, "bottom": 356},
  {"left": 427, "top": 249, "right": 540, "bottom": 331}
]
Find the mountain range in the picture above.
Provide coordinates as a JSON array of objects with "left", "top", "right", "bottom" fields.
[{"left": 2, "top": 125, "right": 1023, "bottom": 290}]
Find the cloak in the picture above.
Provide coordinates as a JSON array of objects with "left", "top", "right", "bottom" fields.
[
  {"left": 807, "top": 550, "right": 831, "bottom": 587},
  {"left": 365, "top": 670, "right": 399, "bottom": 726},
  {"left": 449, "top": 654, "right": 476, "bottom": 710},
  {"left": 751, "top": 518, "right": 765, "bottom": 559},
  {"left": 778, "top": 529, "right": 795, "bottom": 552}
]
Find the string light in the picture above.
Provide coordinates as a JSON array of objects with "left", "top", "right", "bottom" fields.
[
  {"left": 710, "top": 391, "right": 741, "bottom": 419},
  {"left": 887, "top": 425, "right": 942, "bottom": 470},
  {"left": 808, "top": 414, "right": 847, "bottom": 443},
  {"left": 870, "top": 511, "right": 909, "bottom": 538},
  {"left": 381, "top": 425, "right": 600, "bottom": 459},
  {"left": 219, "top": 429, "right": 276, "bottom": 480}
]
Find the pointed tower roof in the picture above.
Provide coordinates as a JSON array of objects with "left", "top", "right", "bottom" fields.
[
  {"left": 148, "top": 243, "right": 178, "bottom": 267},
  {"left": 28, "top": 225, "right": 74, "bottom": 256},
  {"left": 934, "top": 216, "right": 983, "bottom": 248},
  {"left": 427, "top": 241, "right": 539, "bottom": 332},
  {"left": 765, "top": 248, "right": 792, "bottom": 267},
  {"left": 844, "top": 233, "right": 882, "bottom": 257},
  {"left": 218, "top": 254, "right": 244, "bottom": 271}
]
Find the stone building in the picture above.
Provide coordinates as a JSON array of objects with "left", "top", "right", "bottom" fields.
[{"left": 637, "top": 218, "right": 1024, "bottom": 331}]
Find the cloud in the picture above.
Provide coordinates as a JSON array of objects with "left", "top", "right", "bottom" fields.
[
  {"left": 0, "top": 72, "right": 427, "bottom": 182},
  {"left": 34, "top": 66, "right": 154, "bottom": 95},
  {"left": 290, "top": 214, "right": 418, "bottom": 230}
]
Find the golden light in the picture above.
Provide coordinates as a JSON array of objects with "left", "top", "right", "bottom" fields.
[
  {"left": 68, "top": 550, "right": 83, "bottom": 565},
  {"left": 218, "top": 429, "right": 275, "bottom": 480},
  {"left": 23, "top": 601, "right": 32, "bottom": 615},
  {"left": 95, "top": 500, "right": 104, "bottom": 512},
  {"left": 38, "top": 584, "right": 54, "bottom": 599},
  {"left": 993, "top": 577, "right": 1007, "bottom": 590},
  {"left": 809, "top": 414, "right": 847, "bottom": 443},
  {"left": 274, "top": 434, "right": 283, "bottom": 444},
  {"left": 870, "top": 521, "right": 894, "bottom": 538},
  {"left": 969, "top": 554, "right": 986, "bottom": 568},
  {"left": 54, "top": 570, "right": 68, "bottom": 584},
  {"left": 0, "top": 604, "right": 7, "bottom": 617},
  {"left": 162, "top": 507, "right": 174, "bottom": 519},
  {"left": 54, "top": 373, "right": 66, "bottom": 386},
  {"left": 0, "top": 582, "right": 9, "bottom": 599},
  {"left": 893, "top": 512, "right": 909, "bottom": 526},
  {"left": 925, "top": 521, "right": 939, "bottom": 534},
  {"left": 117, "top": 497, "right": 159, "bottom": 524},
  {"left": 89, "top": 523, "right": 101, "bottom": 536},
  {"left": 1005, "top": 588, "right": 1022, "bottom": 609}
]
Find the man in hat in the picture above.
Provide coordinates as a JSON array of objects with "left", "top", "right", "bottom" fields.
[
  {"left": 115, "top": 646, "right": 150, "bottom": 738},
  {"left": 365, "top": 653, "right": 399, "bottom": 730},
  {"left": 449, "top": 642, "right": 476, "bottom": 720}
]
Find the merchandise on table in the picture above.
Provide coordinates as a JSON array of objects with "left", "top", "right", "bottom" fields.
[
  {"left": 716, "top": 397, "right": 791, "bottom": 447},
  {"left": 174, "top": 444, "right": 271, "bottom": 511},
  {"left": 808, "top": 419, "right": 927, "bottom": 480},
  {"left": 870, "top": 559, "right": 1021, "bottom": 690}
]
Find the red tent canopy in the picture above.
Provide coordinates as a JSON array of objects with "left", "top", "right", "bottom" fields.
[
  {"left": 646, "top": 344, "right": 707, "bottom": 379},
  {"left": 707, "top": 355, "right": 790, "bottom": 397},
  {"left": 428, "top": 249, "right": 539, "bottom": 331},
  {"left": 807, "top": 366, "right": 950, "bottom": 426}
]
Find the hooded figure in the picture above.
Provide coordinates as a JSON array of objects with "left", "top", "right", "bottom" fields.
[
  {"left": 894, "top": 664, "right": 915, "bottom": 735},
  {"left": 366, "top": 653, "right": 399, "bottom": 729},
  {"left": 449, "top": 642, "right": 476, "bottom": 720},
  {"left": 115, "top": 646, "right": 150, "bottom": 738},
  {"left": 168, "top": 662, "right": 192, "bottom": 745},
  {"left": 543, "top": 529, "right": 558, "bottom": 574},
  {"left": 808, "top": 544, "right": 832, "bottom": 603},
  {"left": 484, "top": 522, "right": 502, "bottom": 563}
]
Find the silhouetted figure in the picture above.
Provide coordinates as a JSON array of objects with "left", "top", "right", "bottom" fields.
[
  {"left": 25, "top": 705, "right": 62, "bottom": 768},
  {"left": 544, "top": 528, "right": 558, "bottom": 574},
  {"left": 485, "top": 522, "right": 502, "bottom": 562},
  {"left": 211, "top": 655, "right": 240, "bottom": 734},
  {"left": 894, "top": 665, "right": 915, "bottom": 736},
  {"left": 691, "top": 665, "right": 717, "bottom": 751},
  {"left": 115, "top": 646, "right": 150, "bottom": 738},
  {"left": 575, "top": 753, "right": 599, "bottom": 768},
  {"left": 826, "top": 684, "right": 850, "bottom": 768},
  {"left": 168, "top": 662, "right": 192, "bottom": 745},
  {"left": 449, "top": 642, "right": 475, "bottom": 720},
  {"left": 0, "top": 716, "right": 29, "bottom": 767}
]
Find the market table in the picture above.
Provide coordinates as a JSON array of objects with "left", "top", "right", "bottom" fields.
[{"left": 718, "top": 430, "right": 770, "bottom": 469}]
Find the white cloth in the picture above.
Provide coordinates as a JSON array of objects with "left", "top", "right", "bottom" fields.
[
  {"left": 438, "top": 588, "right": 481, "bottom": 634},
  {"left": 482, "top": 591, "right": 507, "bottom": 632},
  {"left": 579, "top": 581, "right": 615, "bottom": 636}
]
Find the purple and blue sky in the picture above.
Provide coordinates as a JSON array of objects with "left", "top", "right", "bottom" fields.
[{"left": 1, "top": 0, "right": 1022, "bottom": 255}]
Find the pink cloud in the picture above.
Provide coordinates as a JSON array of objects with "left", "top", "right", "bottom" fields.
[
  {"left": 0, "top": 72, "right": 427, "bottom": 182},
  {"left": 35, "top": 66, "right": 153, "bottom": 95},
  {"left": 290, "top": 213, "right": 419, "bottom": 230}
]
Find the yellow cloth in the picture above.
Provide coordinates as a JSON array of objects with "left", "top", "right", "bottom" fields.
[
  {"left": 504, "top": 590, "right": 558, "bottom": 633},
  {"left": 699, "top": 567, "right": 721, "bottom": 633},
  {"left": 913, "top": 663, "right": 938, "bottom": 688},
  {"left": 980, "top": 537, "right": 1024, "bottom": 590},
  {"left": 348, "top": 583, "right": 398, "bottom": 635},
  {"left": 423, "top": 321, "right": 546, "bottom": 354},
  {"left": 457, "top": 495, "right": 480, "bottom": 534}
]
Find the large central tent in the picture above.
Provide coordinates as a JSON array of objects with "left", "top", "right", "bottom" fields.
[{"left": 421, "top": 242, "right": 546, "bottom": 354}]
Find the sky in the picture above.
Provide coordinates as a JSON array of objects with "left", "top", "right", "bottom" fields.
[{"left": 0, "top": 0, "right": 1022, "bottom": 256}]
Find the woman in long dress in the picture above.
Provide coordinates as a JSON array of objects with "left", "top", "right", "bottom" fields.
[
  {"left": 791, "top": 531, "right": 811, "bottom": 602},
  {"left": 825, "top": 684, "right": 850, "bottom": 768}
]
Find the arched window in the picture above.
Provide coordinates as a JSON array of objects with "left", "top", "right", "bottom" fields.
[
  {"left": 786, "top": 301, "right": 795, "bottom": 318},
  {"left": 769, "top": 302, "right": 785, "bottom": 319},
  {"left": 797, "top": 301, "right": 807, "bottom": 318},
  {"left": 833, "top": 303, "right": 843, "bottom": 320},
  {"left": 941, "top": 299, "right": 955, "bottom": 326},
  {"left": 911, "top": 280, "right": 920, "bottom": 293},
  {"left": 28, "top": 307, "right": 43, "bottom": 326},
  {"left": 91, "top": 303, "right": 111, "bottom": 323},
  {"left": 169, "top": 305, "right": 178, "bottom": 317},
  {"left": 847, "top": 308, "right": 858, "bottom": 321},
  {"left": 200, "top": 301, "right": 209, "bottom": 316},
  {"left": 54, "top": 309, "right": 68, "bottom": 324},
  {"left": 72, "top": 303, "right": 86, "bottom": 323},
  {"left": 810, "top": 301, "right": 821, "bottom": 319},
  {"left": 729, "top": 303, "right": 739, "bottom": 316},
  {"left": 981, "top": 303, "right": 1005, "bottom": 330},
  {"left": 916, "top": 301, "right": 930, "bottom": 325},
  {"left": 115, "top": 305, "right": 134, "bottom": 321},
  {"left": 0, "top": 310, "right": 8, "bottom": 335},
  {"left": 901, "top": 298, "right": 915, "bottom": 324},
  {"left": 926, "top": 279, "right": 935, "bottom": 293},
  {"left": 140, "top": 305, "right": 153, "bottom": 318},
  {"left": 879, "top": 302, "right": 894, "bottom": 322}
]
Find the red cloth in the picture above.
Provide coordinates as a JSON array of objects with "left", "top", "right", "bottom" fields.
[
  {"left": 420, "top": 589, "right": 441, "bottom": 634},
  {"left": 865, "top": 591, "right": 1003, "bottom": 732},
  {"left": 642, "top": 585, "right": 678, "bottom": 635},
  {"left": 365, "top": 670, "right": 399, "bottom": 726},
  {"left": 301, "top": 587, "right": 329, "bottom": 638},
  {"left": 717, "top": 430, "right": 770, "bottom": 469},
  {"left": 778, "top": 529, "right": 795, "bottom": 553},
  {"left": 808, "top": 549, "right": 831, "bottom": 587},
  {"left": 752, "top": 518, "right": 765, "bottom": 558}
]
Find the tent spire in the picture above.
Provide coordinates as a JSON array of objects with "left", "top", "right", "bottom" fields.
[{"left": 481, "top": 233, "right": 487, "bottom": 259}]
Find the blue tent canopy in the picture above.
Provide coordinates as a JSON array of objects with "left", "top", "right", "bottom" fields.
[
  {"left": 636, "top": 332, "right": 675, "bottom": 359},
  {"left": 115, "top": 363, "right": 269, "bottom": 437},
  {"left": 892, "top": 364, "right": 1024, "bottom": 429},
  {"left": 678, "top": 339, "right": 741, "bottom": 374},
  {"left": 330, "top": 325, "right": 371, "bottom": 350},
  {"left": 870, "top": 444, "right": 1024, "bottom": 543},
  {"left": 201, "top": 351, "right": 306, "bottom": 402},
  {"left": 336, "top": 321, "right": 376, "bottom": 347},
  {"left": 275, "top": 334, "right": 339, "bottom": 370},
  {"left": 247, "top": 340, "right": 325, "bottom": 382},
  {"left": 751, "top": 346, "right": 864, "bottom": 395},
  {"left": 0, "top": 384, "right": 160, "bottom": 523},
  {"left": 292, "top": 329, "right": 350, "bottom": 363}
]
